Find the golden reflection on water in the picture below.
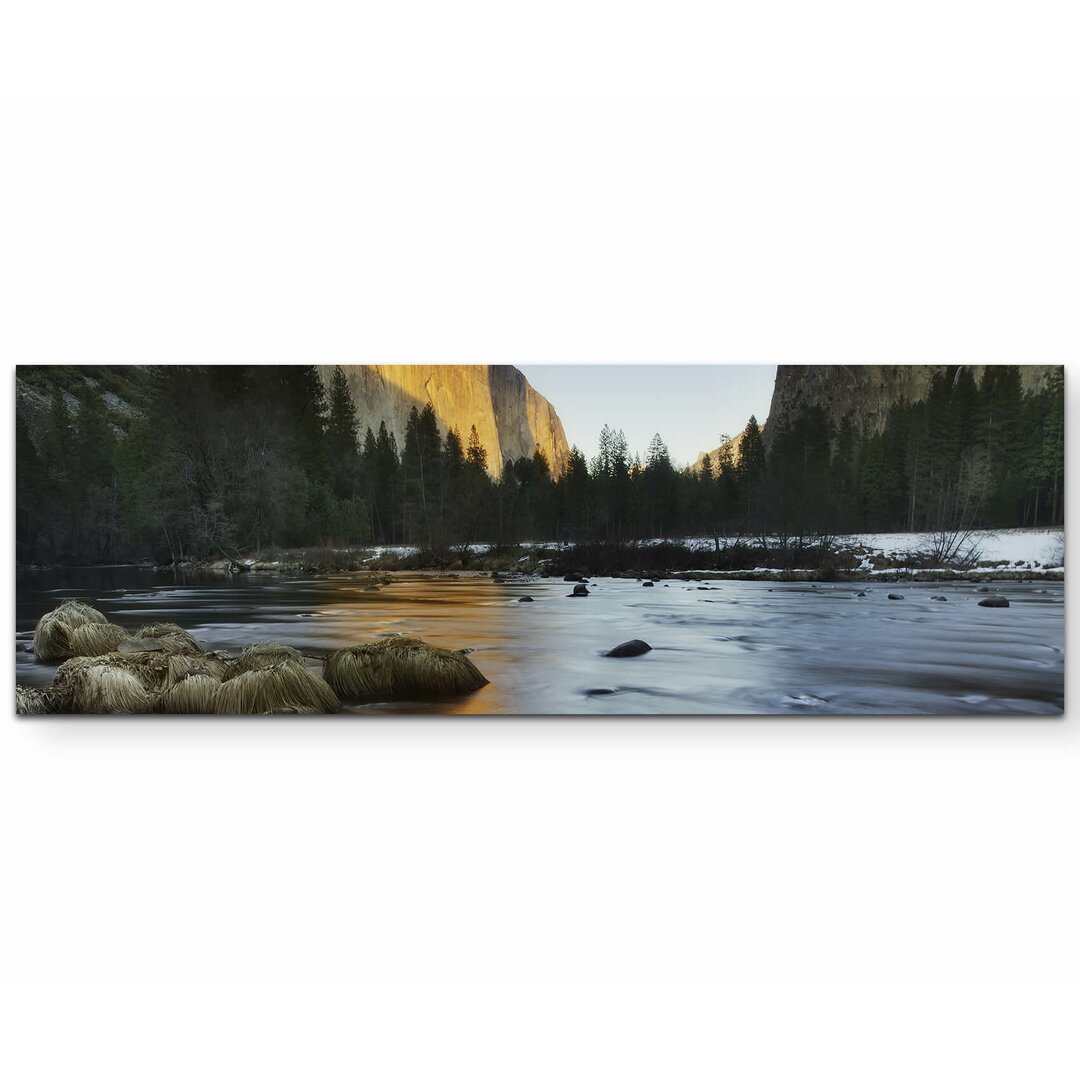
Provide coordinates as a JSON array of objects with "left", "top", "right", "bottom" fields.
[{"left": 319, "top": 575, "right": 515, "bottom": 715}]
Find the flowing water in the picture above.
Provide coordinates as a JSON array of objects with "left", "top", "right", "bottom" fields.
[{"left": 15, "top": 568, "right": 1065, "bottom": 715}]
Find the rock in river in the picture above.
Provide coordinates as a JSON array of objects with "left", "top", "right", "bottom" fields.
[
  {"left": 642, "top": 580, "right": 654, "bottom": 587},
  {"left": 605, "top": 639, "right": 652, "bottom": 658},
  {"left": 569, "top": 584, "right": 590, "bottom": 597},
  {"left": 887, "top": 593, "right": 904, "bottom": 600},
  {"left": 518, "top": 596, "right": 534, "bottom": 603},
  {"left": 978, "top": 595, "right": 1010, "bottom": 608}
]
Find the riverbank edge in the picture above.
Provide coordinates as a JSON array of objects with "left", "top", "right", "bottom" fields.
[{"left": 17, "top": 556, "right": 1064, "bottom": 584}]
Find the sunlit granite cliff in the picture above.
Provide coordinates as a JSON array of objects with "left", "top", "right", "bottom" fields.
[{"left": 324, "top": 364, "right": 570, "bottom": 478}]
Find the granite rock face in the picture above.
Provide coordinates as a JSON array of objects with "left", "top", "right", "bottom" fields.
[
  {"left": 325, "top": 365, "right": 569, "bottom": 478},
  {"left": 763, "top": 365, "right": 1059, "bottom": 447}
]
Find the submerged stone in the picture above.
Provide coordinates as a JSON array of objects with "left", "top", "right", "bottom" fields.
[
  {"left": 978, "top": 595, "right": 1010, "bottom": 608},
  {"left": 605, "top": 639, "right": 652, "bottom": 658}
]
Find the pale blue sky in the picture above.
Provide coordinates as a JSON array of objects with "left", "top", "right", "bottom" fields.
[{"left": 519, "top": 364, "right": 777, "bottom": 468}]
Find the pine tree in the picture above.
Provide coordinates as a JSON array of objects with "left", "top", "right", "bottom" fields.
[
  {"left": 444, "top": 427, "right": 465, "bottom": 476},
  {"left": 326, "top": 366, "right": 361, "bottom": 504},
  {"left": 326, "top": 368, "right": 359, "bottom": 456},
  {"left": 737, "top": 416, "right": 765, "bottom": 528},
  {"left": 370, "top": 422, "right": 401, "bottom": 542},
  {"left": 466, "top": 425, "right": 488, "bottom": 473}
]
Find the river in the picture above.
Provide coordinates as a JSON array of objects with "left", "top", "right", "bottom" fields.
[{"left": 15, "top": 568, "right": 1065, "bottom": 715}]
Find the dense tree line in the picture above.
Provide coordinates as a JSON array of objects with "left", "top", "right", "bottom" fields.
[
  {"left": 15, "top": 364, "right": 1063, "bottom": 565},
  {"left": 759, "top": 365, "right": 1064, "bottom": 537}
]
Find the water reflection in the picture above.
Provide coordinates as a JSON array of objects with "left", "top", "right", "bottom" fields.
[{"left": 15, "top": 568, "right": 1065, "bottom": 715}]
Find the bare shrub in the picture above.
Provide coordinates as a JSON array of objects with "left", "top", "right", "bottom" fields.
[
  {"left": 915, "top": 529, "right": 983, "bottom": 569},
  {"left": 1044, "top": 534, "right": 1065, "bottom": 568}
]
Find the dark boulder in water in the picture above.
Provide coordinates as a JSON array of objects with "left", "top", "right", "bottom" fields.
[
  {"left": 887, "top": 593, "right": 904, "bottom": 600},
  {"left": 605, "top": 639, "right": 652, "bottom": 658},
  {"left": 569, "top": 584, "right": 590, "bottom": 597},
  {"left": 642, "top": 580, "right": 654, "bottom": 587},
  {"left": 932, "top": 595, "right": 948, "bottom": 602},
  {"left": 518, "top": 596, "right": 534, "bottom": 602},
  {"left": 978, "top": 595, "right": 1010, "bottom": 608}
]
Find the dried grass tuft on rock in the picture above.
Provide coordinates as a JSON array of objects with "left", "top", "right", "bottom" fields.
[
  {"left": 164, "top": 652, "right": 234, "bottom": 688},
  {"left": 70, "top": 622, "right": 131, "bottom": 657},
  {"left": 323, "top": 636, "right": 488, "bottom": 702},
  {"left": 16, "top": 685, "right": 63, "bottom": 714},
  {"left": 55, "top": 652, "right": 170, "bottom": 703},
  {"left": 32, "top": 600, "right": 109, "bottom": 661},
  {"left": 236, "top": 642, "right": 305, "bottom": 673},
  {"left": 133, "top": 622, "right": 202, "bottom": 655},
  {"left": 161, "top": 674, "right": 222, "bottom": 714},
  {"left": 214, "top": 660, "right": 339, "bottom": 715},
  {"left": 60, "top": 662, "right": 156, "bottom": 713}
]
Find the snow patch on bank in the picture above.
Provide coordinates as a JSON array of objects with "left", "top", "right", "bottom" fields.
[{"left": 841, "top": 528, "right": 1064, "bottom": 573}]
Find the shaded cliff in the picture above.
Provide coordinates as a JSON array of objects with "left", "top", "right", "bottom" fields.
[
  {"left": 764, "top": 364, "right": 1059, "bottom": 445},
  {"left": 324, "top": 364, "right": 570, "bottom": 478}
]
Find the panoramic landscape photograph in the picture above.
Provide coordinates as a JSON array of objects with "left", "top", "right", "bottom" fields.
[{"left": 14, "top": 362, "right": 1065, "bottom": 716}]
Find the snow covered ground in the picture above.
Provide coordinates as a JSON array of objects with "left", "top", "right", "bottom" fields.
[
  {"left": 657, "top": 528, "right": 1063, "bottom": 569},
  {"left": 582, "top": 528, "right": 1064, "bottom": 571},
  {"left": 668, "top": 528, "right": 1064, "bottom": 575},
  {"left": 840, "top": 528, "right": 1064, "bottom": 571}
]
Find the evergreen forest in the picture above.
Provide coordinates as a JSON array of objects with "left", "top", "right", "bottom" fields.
[{"left": 15, "top": 364, "right": 1064, "bottom": 565}]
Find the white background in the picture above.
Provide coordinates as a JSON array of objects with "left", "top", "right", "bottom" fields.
[{"left": 1, "top": 4, "right": 1077, "bottom": 1077}]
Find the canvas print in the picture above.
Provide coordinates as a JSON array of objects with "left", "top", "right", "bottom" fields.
[{"left": 15, "top": 364, "right": 1064, "bottom": 716}]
